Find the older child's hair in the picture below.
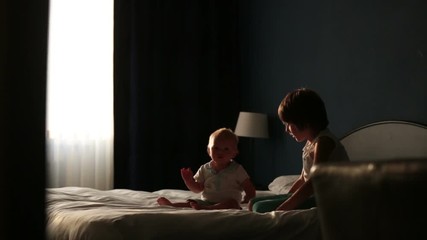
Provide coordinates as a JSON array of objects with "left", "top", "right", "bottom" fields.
[
  {"left": 208, "top": 128, "right": 239, "bottom": 147},
  {"left": 277, "top": 88, "right": 329, "bottom": 131}
]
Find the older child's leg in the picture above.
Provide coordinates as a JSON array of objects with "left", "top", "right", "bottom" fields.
[
  {"left": 250, "top": 194, "right": 290, "bottom": 213},
  {"left": 248, "top": 194, "right": 287, "bottom": 211}
]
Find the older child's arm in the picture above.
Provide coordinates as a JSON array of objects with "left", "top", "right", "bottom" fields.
[
  {"left": 288, "top": 169, "right": 305, "bottom": 194},
  {"left": 276, "top": 180, "right": 314, "bottom": 211},
  {"left": 180, "top": 168, "right": 204, "bottom": 193},
  {"left": 277, "top": 137, "right": 335, "bottom": 211},
  {"left": 241, "top": 178, "right": 256, "bottom": 203}
]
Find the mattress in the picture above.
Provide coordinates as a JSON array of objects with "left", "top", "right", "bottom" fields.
[{"left": 46, "top": 186, "right": 320, "bottom": 240}]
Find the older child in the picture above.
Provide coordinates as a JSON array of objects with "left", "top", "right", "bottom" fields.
[
  {"left": 157, "top": 128, "right": 256, "bottom": 210},
  {"left": 249, "top": 88, "right": 349, "bottom": 213}
]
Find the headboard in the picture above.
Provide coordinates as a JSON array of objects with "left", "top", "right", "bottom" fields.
[{"left": 340, "top": 121, "right": 427, "bottom": 161}]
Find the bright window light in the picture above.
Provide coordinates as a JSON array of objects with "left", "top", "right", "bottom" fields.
[
  {"left": 47, "top": 0, "right": 113, "bottom": 139},
  {"left": 46, "top": 0, "right": 114, "bottom": 190}
]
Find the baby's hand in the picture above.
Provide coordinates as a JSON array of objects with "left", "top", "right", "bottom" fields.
[{"left": 180, "top": 167, "right": 194, "bottom": 181}]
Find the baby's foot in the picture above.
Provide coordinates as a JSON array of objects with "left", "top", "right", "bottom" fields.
[
  {"left": 157, "top": 197, "right": 172, "bottom": 206},
  {"left": 188, "top": 200, "right": 202, "bottom": 210}
]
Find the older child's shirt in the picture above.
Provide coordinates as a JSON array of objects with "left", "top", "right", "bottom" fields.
[
  {"left": 302, "top": 128, "right": 349, "bottom": 181},
  {"left": 194, "top": 160, "right": 249, "bottom": 203}
]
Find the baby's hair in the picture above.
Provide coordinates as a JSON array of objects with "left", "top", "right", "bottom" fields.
[
  {"left": 278, "top": 88, "right": 329, "bottom": 131},
  {"left": 208, "top": 128, "right": 239, "bottom": 147}
]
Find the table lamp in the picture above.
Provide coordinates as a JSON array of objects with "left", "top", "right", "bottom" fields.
[
  {"left": 234, "top": 112, "right": 269, "bottom": 139},
  {"left": 234, "top": 111, "right": 269, "bottom": 183}
]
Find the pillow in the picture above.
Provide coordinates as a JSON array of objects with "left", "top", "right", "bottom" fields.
[{"left": 268, "top": 175, "right": 299, "bottom": 194}]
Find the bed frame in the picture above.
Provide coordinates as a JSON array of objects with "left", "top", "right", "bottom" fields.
[{"left": 340, "top": 120, "right": 427, "bottom": 161}]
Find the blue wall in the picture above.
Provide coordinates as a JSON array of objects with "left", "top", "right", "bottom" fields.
[{"left": 237, "top": 0, "right": 427, "bottom": 187}]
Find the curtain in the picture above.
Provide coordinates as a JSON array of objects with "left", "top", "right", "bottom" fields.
[
  {"left": 46, "top": 0, "right": 114, "bottom": 190},
  {"left": 1, "top": 0, "right": 48, "bottom": 238},
  {"left": 114, "top": 0, "right": 241, "bottom": 191}
]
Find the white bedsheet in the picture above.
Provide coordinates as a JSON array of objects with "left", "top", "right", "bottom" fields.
[{"left": 46, "top": 187, "right": 320, "bottom": 240}]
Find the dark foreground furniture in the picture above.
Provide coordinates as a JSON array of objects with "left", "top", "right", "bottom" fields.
[{"left": 311, "top": 159, "right": 427, "bottom": 240}]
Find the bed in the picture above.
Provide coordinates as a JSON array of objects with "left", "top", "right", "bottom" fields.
[
  {"left": 46, "top": 120, "right": 427, "bottom": 240},
  {"left": 46, "top": 184, "right": 319, "bottom": 240}
]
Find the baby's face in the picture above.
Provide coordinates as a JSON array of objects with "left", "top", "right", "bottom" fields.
[{"left": 208, "top": 138, "right": 238, "bottom": 163}]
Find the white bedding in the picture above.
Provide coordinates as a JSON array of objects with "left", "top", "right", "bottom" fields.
[{"left": 46, "top": 187, "right": 320, "bottom": 240}]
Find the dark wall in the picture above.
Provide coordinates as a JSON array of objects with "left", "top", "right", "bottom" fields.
[{"left": 238, "top": 0, "right": 427, "bottom": 187}]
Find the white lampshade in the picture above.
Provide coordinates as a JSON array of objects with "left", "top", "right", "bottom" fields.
[{"left": 234, "top": 112, "right": 269, "bottom": 138}]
